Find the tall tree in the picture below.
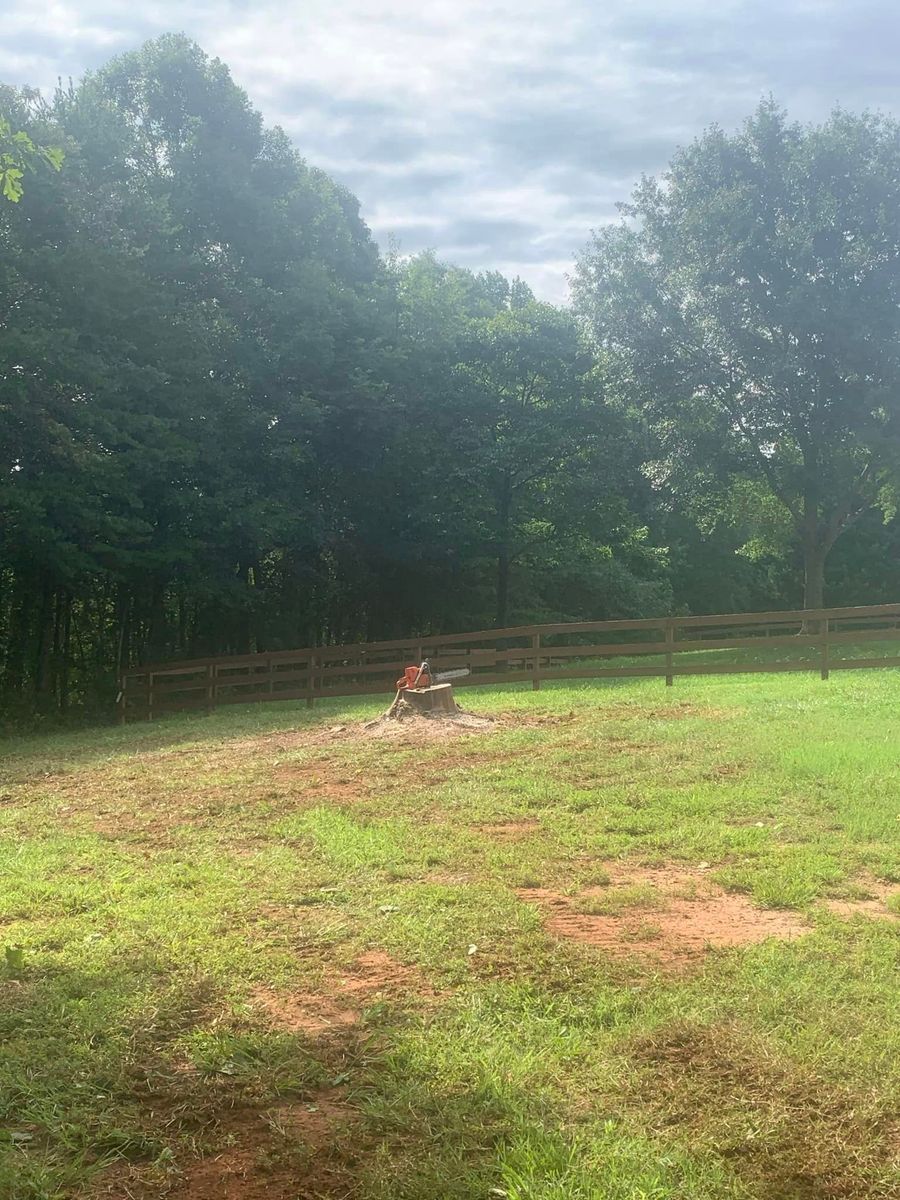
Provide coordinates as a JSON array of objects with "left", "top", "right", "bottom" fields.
[
  {"left": 386, "top": 256, "right": 667, "bottom": 629},
  {"left": 574, "top": 101, "right": 900, "bottom": 609},
  {"left": 0, "top": 37, "right": 669, "bottom": 721},
  {"left": 453, "top": 298, "right": 616, "bottom": 626},
  {"left": 0, "top": 37, "right": 389, "bottom": 714}
]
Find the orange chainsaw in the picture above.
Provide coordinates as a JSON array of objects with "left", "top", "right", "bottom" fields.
[{"left": 395, "top": 660, "right": 470, "bottom": 691}]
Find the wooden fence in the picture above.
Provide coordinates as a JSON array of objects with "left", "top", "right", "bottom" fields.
[{"left": 118, "top": 602, "right": 900, "bottom": 721}]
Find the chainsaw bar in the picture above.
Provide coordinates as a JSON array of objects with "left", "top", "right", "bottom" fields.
[{"left": 432, "top": 667, "right": 471, "bottom": 682}]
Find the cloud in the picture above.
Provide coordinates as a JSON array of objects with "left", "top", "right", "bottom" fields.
[{"left": 3, "top": 0, "right": 900, "bottom": 301}]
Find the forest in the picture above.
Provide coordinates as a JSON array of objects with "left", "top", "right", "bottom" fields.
[{"left": 3, "top": 34, "right": 900, "bottom": 720}]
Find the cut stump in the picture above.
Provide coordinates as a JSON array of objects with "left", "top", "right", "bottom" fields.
[{"left": 398, "top": 682, "right": 458, "bottom": 716}]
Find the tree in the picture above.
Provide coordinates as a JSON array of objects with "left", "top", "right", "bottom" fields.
[
  {"left": 574, "top": 101, "right": 900, "bottom": 610},
  {"left": 0, "top": 111, "right": 63, "bottom": 201},
  {"left": 1, "top": 37, "right": 672, "bottom": 721},
  {"left": 386, "top": 256, "right": 667, "bottom": 630},
  {"left": 452, "top": 300, "right": 614, "bottom": 626},
  {"left": 0, "top": 36, "right": 388, "bottom": 714}
]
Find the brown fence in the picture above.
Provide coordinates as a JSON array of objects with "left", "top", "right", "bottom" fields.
[{"left": 118, "top": 602, "right": 900, "bottom": 721}]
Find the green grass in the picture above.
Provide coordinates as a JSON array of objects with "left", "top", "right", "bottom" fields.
[{"left": 1, "top": 668, "right": 899, "bottom": 1198}]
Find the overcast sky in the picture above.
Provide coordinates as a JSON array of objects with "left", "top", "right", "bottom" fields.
[{"left": 4, "top": 1, "right": 900, "bottom": 301}]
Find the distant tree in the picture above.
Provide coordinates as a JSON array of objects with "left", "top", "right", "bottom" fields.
[
  {"left": 574, "top": 101, "right": 900, "bottom": 610},
  {"left": 0, "top": 37, "right": 670, "bottom": 721},
  {"left": 0, "top": 35, "right": 386, "bottom": 713},
  {"left": 452, "top": 300, "right": 614, "bottom": 626},
  {"left": 386, "top": 256, "right": 665, "bottom": 629}
]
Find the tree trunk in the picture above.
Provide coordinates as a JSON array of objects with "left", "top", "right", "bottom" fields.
[
  {"left": 496, "top": 548, "right": 510, "bottom": 629},
  {"left": 115, "top": 585, "right": 130, "bottom": 676},
  {"left": 59, "top": 592, "right": 72, "bottom": 713},
  {"left": 33, "top": 580, "right": 55, "bottom": 710},
  {"left": 147, "top": 581, "right": 168, "bottom": 662},
  {"left": 800, "top": 464, "right": 826, "bottom": 629},
  {"left": 802, "top": 542, "right": 826, "bottom": 612},
  {"left": 495, "top": 474, "right": 512, "bottom": 628},
  {"left": 3, "top": 575, "right": 30, "bottom": 695}
]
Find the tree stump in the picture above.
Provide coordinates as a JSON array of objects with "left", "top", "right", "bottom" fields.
[{"left": 399, "top": 683, "right": 458, "bottom": 716}]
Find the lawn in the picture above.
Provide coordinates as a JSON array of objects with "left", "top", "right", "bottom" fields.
[{"left": 1, "top": 670, "right": 898, "bottom": 1199}]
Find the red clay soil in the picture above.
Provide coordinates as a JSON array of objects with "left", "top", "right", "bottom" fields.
[
  {"left": 251, "top": 984, "right": 361, "bottom": 1038},
  {"left": 252, "top": 949, "right": 432, "bottom": 1036},
  {"left": 149, "top": 953, "right": 425, "bottom": 1200},
  {"left": 272, "top": 758, "right": 372, "bottom": 805},
  {"left": 95, "top": 1093, "right": 357, "bottom": 1200},
  {"left": 518, "top": 864, "right": 810, "bottom": 967},
  {"left": 164, "top": 1098, "right": 355, "bottom": 1200},
  {"left": 825, "top": 897, "right": 899, "bottom": 919},
  {"left": 823, "top": 878, "right": 899, "bottom": 921}
]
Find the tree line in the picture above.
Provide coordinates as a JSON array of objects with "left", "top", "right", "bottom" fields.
[{"left": 3, "top": 35, "right": 900, "bottom": 721}]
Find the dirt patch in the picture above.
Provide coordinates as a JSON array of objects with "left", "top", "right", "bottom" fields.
[
  {"left": 824, "top": 897, "right": 899, "bottom": 920},
  {"left": 518, "top": 863, "right": 809, "bottom": 966},
  {"left": 637, "top": 703, "right": 737, "bottom": 721},
  {"left": 701, "top": 762, "right": 746, "bottom": 779},
  {"left": 823, "top": 877, "right": 900, "bottom": 921},
  {"left": 603, "top": 862, "right": 714, "bottom": 891},
  {"left": 272, "top": 760, "right": 371, "bottom": 806},
  {"left": 252, "top": 950, "right": 432, "bottom": 1036},
  {"left": 420, "top": 746, "right": 528, "bottom": 775},
  {"left": 268, "top": 1087, "right": 352, "bottom": 1146},
  {"left": 324, "top": 707, "right": 575, "bottom": 746},
  {"left": 495, "top": 710, "right": 579, "bottom": 727},
  {"left": 147, "top": 956, "right": 428, "bottom": 1198},
  {"left": 93, "top": 1090, "right": 358, "bottom": 1200},
  {"left": 628, "top": 1020, "right": 899, "bottom": 1199},
  {"left": 165, "top": 1097, "right": 356, "bottom": 1200},
  {"left": 474, "top": 819, "right": 541, "bottom": 841},
  {"left": 251, "top": 986, "right": 360, "bottom": 1038}
]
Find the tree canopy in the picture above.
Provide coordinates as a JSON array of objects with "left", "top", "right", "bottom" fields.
[
  {"left": 573, "top": 100, "right": 900, "bottom": 610},
  {"left": 2, "top": 46, "right": 899, "bottom": 722}
]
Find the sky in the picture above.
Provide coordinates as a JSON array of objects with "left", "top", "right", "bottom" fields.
[{"left": 3, "top": 1, "right": 900, "bottom": 302}]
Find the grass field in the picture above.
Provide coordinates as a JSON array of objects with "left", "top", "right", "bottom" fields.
[{"left": 1, "top": 670, "right": 899, "bottom": 1199}]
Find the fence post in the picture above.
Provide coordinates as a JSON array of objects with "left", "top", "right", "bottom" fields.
[
  {"left": 148, "top": 672, "right": 154, "bottom": 721},
  {"left": 307, "top": 653, "right": 317, "bottom": 709},
  {"left": 665, "top": 618, "right": 675, "bottom": 687},
  {"left": 532, "top": 632, "right": 541, "bottom": 690},
  {"left": 821, "top": 618, "right": 830, "bottom": 681}
]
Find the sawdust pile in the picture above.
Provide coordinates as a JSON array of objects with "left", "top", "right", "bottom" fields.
[{"left": 360, "top": 704, "right": 495, "bottom": 739}]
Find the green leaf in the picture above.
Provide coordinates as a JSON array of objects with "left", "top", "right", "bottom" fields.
[{"left": 1, "top": 167, "right": 24, "bottom": 202}]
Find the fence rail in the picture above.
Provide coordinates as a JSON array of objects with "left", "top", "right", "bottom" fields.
[{"left": 118, "top": 602, "right": 900, "bottom": 721}]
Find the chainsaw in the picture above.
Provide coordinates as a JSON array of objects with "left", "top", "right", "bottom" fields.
[{"left": 395, "top": 659, "right": 470, "bottom": 691}]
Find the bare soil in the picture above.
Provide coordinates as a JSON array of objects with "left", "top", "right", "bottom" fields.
[
  {"left": 252, "top": 950, "right": 433, "bottom": 1037},
  {"left": 823, "top": 876, "right": 899, "bottom": 921},
  {"left": 825, "top": 897, "right": 899, "bottom": 919},
  {"left": 519, "top": 864, "right": 810, "bottom": 967},
  {"left": 164, "top": 1099, "right": 355, "bottom": 1200},
  {"left": 154, "top": 953, "right": 427, "bottom": 1200},
  {"left": 474, "top": 819, "right": 542, "bottom": 840},
  {"left": 272, "top": 759, "right": 372, "bottom": 805}
]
